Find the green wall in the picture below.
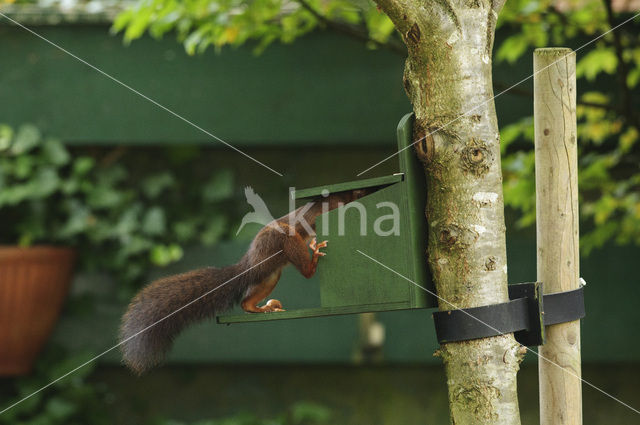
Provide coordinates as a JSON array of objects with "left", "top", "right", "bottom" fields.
[
  {"left": 0, "top": 24, "right": 531, "bottom": 147},
  {"left": 0, "top": 26, "right": 408, "bottom": 146}
]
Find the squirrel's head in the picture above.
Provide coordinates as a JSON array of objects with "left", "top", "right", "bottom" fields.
[
  {"left": 317, "top": 187, "right": 376, "bottom": 211},
  {"left": 350, "top": 188, "right": 375, "bottom": 200}
]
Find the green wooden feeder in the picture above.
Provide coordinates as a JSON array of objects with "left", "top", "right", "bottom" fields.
[{"left": 218, "top": 113, "right": 436, "bottom": 324}]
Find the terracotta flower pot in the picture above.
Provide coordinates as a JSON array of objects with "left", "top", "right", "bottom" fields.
[{"left": 0, "top": 246, "right": 76, "bottom": 375}]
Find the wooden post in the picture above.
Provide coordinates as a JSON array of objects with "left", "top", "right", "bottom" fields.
[{"left": 534, "top": 48, "right": 583, "bottom": 425}]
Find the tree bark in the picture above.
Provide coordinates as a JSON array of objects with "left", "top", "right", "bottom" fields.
[{"left": 372, "top": 0, "right": 524, "bottom": 423}]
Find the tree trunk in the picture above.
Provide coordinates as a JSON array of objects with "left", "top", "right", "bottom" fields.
[{"left": 373, "top": 0, "right": 524, "bottom": 423}]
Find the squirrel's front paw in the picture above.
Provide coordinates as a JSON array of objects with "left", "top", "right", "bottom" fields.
[{"left": 310, "top": 238, "right": 328, "bottom": 256}]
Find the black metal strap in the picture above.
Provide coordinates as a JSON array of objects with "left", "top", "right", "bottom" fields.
[
  {"left": 433, "top": 282, "right": 585, "bottom": 347},
  {"left": 543, "top": 286, "right": 585, "bottom": 326},
  {"left": 433, "top": 297, "right": 530, "bottom": 343}
]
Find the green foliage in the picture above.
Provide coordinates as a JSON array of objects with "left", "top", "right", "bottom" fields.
[
  {"left": 0, "top": 345, "right": 113, "bottom": 425},
  {"left": 111, "top": 0, "right": 397, "bottom": 54},
  {"left": 576, "top": 47, "right": 618, "bottom": 81},
  {"left": 500, "top": 108, "right": 640, "bottom": 254},
  {"left": 0, "top": 124, "right": 235, "bottom": 290},
  {"left": 155, "top": 401, "right": 332, "bottom": 425},
  {"left": 0, "top": 345, "right": 330, "bottom": 425},
  {"left": 495, "top": 0, "right": 640, "bottom": 254}
]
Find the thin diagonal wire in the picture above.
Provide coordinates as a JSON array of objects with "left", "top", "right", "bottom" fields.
[
  {"left": 0, "top": 250, "right": 284, "bottom": 416},
  {"left": 357, "top": 11, "right": 640, "bottom": 176},
  {"left": 357, "top": 249, "right": 640, "bottom": 415},
  {"left": 0, "top": 11, "right": 283, "bottom": 177}
]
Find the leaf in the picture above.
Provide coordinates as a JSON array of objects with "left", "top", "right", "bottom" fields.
[
  {"left": 10, "top": 124, "right": 41, "bottom": 155},
  {"left": 201, "top": 215, "right": 227, "bottom": 245},
  {"left": 5, "top": 380, "right": 43, "bottom": 419},
  {"left": 628, "top": 67, "right": 640, "bottom": 88},
  {"left": 18, "top": 233, "right": 34, "bottom": 247},
  {"left": 120, "top": 235, "right": 153, "bottom": 256},
  {"left": 61, "top": 178, "right": 80, "bottom": 195},
  {"left": 290, "top": 401, "right": 331, "bottom": 424},
  {"left": 184, "top": 28, "right": 206, "bottom": 55},
  {"left": 173, "top": 220, "right": 197, "bottom": 241},
  {"left": 142, "top": 172, "right": 175, "bottom": 199},
  {"left": 150, "top": 243, "right": 183, "bottom": 266},
  {"left": 579, "top": 157, "right": 610, "bottom": 189},
  {"left": 42, "top": 138, "right": 70, "bottom": 166},
  {"left": 592, "top": 194, "right": 617, "bottom": 225},
  {"left": 365, "top": 7, "right": 395, "bottom": 43},
  {"left": 73, "top": 157, "right": 95, "bottom": 176},
  {"left": 202, "top": 169, "right": 233, "bottom": 202},
  {"left": 142, "top": 206, "right": 167, "bottom": 235},
  {"left": 57, "top": 200, "right": 92, "bottom": 237},
  {"left": 45, "top": 397, "right": 77, "bottom": 421},
  {"left": 499, "top": 117, "right": 532, "bottom": 153},
  {"left": 114, "top": 204, "right": 143, "bottom": 238},
  {"left": 223, "top": 27, "right": 240, "bottom": 43},
  {"left": 496, "top": 34, "right": 529, "bottom": 64},
  {"left": 112, "top": 0, "right": 323, "bottom": 55},
  {"left": 0, "top": 184, "right": 29, "bottom": 206},
  {"left": 111, "top": 8, "right": 134, "bottom": 34},
  {"left": 576, "top": 48, "right": 617, "bottom": 81},
  {"left": 0, "top": 124, "right": 13, "bottom": 151},
  {"left": 15, "top": 155, "right": 35, "bottom": 179},
  {"left": 124, "top": 7, "right": 153, "bottom": 43},
  {"left": 32, "top": 167, "right": 60, "bottom": 198},
  {"left": 503, "top": 150, "right": 536, "bottom": 227},
  {"left": 149, "top": 10, "right": 183, "bottom": 39},
  {"left": 87, "top": 185, "right": 125, "bottom": 209},
  {"left": 580, "top": 91, "right": 609, "bottom": 106},
  {"left": 47, "top": 352, "right": 97, "bottom": 384},
  {"left": 619, "top": 127, "right": 638, "bottom": 153},
  {"left": 581, "top": 221, "right": 618, "bottom": 255},
  {"left": 98, "top": 164, "right": 128, "bottom": 185}
]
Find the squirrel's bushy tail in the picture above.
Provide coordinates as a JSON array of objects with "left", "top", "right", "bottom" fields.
[{"left": 119, "top": 264, "right": 248, "bottom": 374}]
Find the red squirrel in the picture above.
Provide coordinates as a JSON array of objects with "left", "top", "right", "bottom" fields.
[{"left": 119, "top": 189, "right": 371, "bottom": 374}]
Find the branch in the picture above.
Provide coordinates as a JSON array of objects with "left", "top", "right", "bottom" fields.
[
  {"left": 373, "top": 0, "right": 409, "bottom": 19},
  {"left": 547, "top": 5, "right": 571, "bottom": 26},
  {"left": 370, "top": 0, "right": 414, "bottom": 35},
  {"left": 493, "top": 0, "right": 508, "bottom": 15},
  {"left": 295, "top": 0, "right": 406, "bottom": 55},
  {"left": 100, "top": 146, "right": 129, "bottom": 168}
]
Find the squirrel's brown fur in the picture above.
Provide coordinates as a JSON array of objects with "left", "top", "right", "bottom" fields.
[{"left": 119, "top": 189, "right": 370, "bottom": 374}]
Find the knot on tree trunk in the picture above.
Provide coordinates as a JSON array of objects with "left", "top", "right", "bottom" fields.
[
  {"left": 461, "top": 139, "right": 492, "bottom": 176},
  {"left": 414, "top": 128, "right": 435, "bottom": 164},
  {"left": 438, "top": 223, "right": 476, "bottom": 250},
  {"left": 405, "top": 22, "right": 421, "bottom": 45}
]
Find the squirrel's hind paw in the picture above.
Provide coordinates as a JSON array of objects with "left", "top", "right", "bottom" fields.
[{"left": 265, "top": 299, "right": 285, "bottom": 311}]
